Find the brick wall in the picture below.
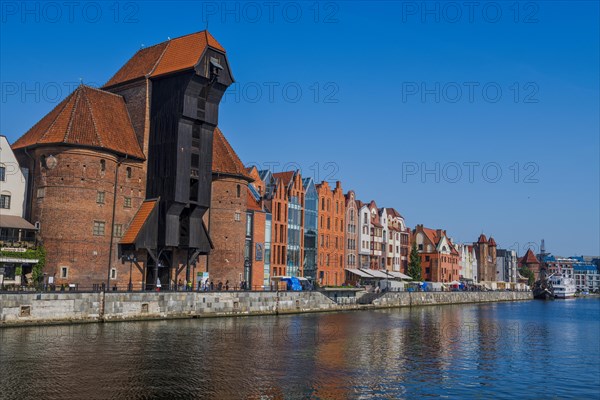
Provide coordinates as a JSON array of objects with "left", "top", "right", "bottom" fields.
[
  {"left": 316, "top": 181, "right": 345, "bottom": 286},
  {"left": 24, "top": 147, "right": 145, "bottom": 288},
  {"left": 207, "top": 176, "right": 248, "bottom": 287}
]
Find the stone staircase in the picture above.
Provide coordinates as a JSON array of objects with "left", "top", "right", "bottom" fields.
[{"left": 357, "top": 291, "right": 386, "bottom": 305}]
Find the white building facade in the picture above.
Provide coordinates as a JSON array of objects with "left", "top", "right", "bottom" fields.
[
  {"left": 0, "top": 135, "right": 28, "bottom": 219},
  {"left": 456, "top": 243, "right": 478, "bottom": 282}
]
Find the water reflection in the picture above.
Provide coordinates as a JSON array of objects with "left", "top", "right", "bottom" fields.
[{"left": 1, "top": 299, "right": 599, "bottom": 399}]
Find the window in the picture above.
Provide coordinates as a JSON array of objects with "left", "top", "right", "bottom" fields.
[
  {"left": 97, "top": 191, "right": 105, "bottom": 204},
  {"left": 60, "top": 267, "right": 68, "bottom": 279},
  {"left": 37, "top": 188, "right": 45, "bottom": 198},
  {"left": 100, "top": 159, "right": 106, "bottom": 172},
  {"left": 0, "top": 195, "right": 11, "bottom": 209},
  {"left": 234, "top": 212, "right": 241, "bottom": 222},
  {"left": 126, "top": 167, "right": 132, "bottom": 179},
  {"left": 113, "top": 224, "right": 123, "bottom": 237},
  {"left": 418, "top": 244, "right": 423, "bottom": 251},
  {"left": 110, "top": 268, "right": 117, "bottom": 280},
  {"left": 93, "top": 221, "right": 105, "bottom": 236},
  {"left": 0, "top": 166, "right": 5, "bottom": 181},
  {"left": 246, "top": 214, "right": 252, "bottom": 236},
  {"left": 124, "top": 197, "right": 132, "bottom": 208},
  {"left": 236, "top": 184, "right": 241, "bottom": 198}
]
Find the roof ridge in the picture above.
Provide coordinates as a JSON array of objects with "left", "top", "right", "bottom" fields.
[
  {"left": 81, "top": 87, "right": 103, "bottom": 147},
  {"left": 63, "top": 88, "right": 82, "bottom": 143},
  {"left": 36, "top": 89, "right": 76, "bottom": 144},
  {"left": 82, "top": 84, "right": 123, "bottom": 98},
  {"left": 147, "top": 38, "right": 171, "bottom": 77}
]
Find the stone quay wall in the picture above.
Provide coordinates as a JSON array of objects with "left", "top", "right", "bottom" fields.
[
  {"left": 373, "top": 291, "right": 533, "bottom": 307},
  {"left": 0, "top": 290, "right": 532, "bottom": 327}
]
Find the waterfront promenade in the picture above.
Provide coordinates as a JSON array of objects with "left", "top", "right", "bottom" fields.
[{"left": 0, "top": 290, "right": 532, "bottom": 327}]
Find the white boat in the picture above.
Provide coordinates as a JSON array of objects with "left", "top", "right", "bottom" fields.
[{"left": 549, "top": 274, "right": 576, "bottom": 298}]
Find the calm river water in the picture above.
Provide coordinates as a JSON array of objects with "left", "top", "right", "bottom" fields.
[{"left": 0, "top": 298, "right": 599, "bottom": 399}]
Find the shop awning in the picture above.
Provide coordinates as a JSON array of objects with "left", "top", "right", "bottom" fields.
[
  {"left": 386, "top": 271, "right": 413, "bottom": 280},
  {"left": 359, "top": 269, "right": 391, "bottom": 279},
  {"left": 0, "top": 215, "right": 36, "bottom": 230},
  {"left": 345, "top": 268, "right": 374, "bottom": 278}
]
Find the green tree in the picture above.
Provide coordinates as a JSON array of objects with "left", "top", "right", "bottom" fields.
[
  {"left": 520, "top": 267, "right": 535, "bottom": 287},
  {"left": 31, "top": 246, "right": 46, "bottom": 290},
  {"left": 408, "top": 242, "right": 422, "bottom": 281}
]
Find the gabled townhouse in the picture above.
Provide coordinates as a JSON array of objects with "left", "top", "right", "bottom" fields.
[
  {"left": 367, "top": 201, "right": 384, "bottom": 269},
  {"left": 381, "top": 207, "right": 409, "bottom": 273},
  {"left": 259, "top": 170, "right": 305, "bottom": 278},
  {"left": 245, "top": 166, "right": 271, "bottom": 289},
  {"left": 315, "top": 181, "right": 345, "bottom": 286},
  {"left": 455, "top": 243, "right": 478, "bottom": 282},
  {"left": 344, "top": 191, "right": 359, "bottom": 270},
  {"left": 302, "top": 177, "right": 318, "bottom": 281},
  {"left": 357, "top": 201, "right": 370, "bottom": 268},
  {"left": 413, "top": 224, "right": 460, "bottom": 282}
]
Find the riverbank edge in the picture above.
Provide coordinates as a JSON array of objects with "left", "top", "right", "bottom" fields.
[{"left": 0, "top": 291, "right": 533, "bottom": 328}]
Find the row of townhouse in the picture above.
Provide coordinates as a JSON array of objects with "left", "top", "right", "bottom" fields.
[{"left": 240, "top": 167, "right": 412, "bottom": 288}]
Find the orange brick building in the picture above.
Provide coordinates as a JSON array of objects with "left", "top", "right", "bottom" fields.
[
  {"left": 413, "top": 224, "right": 460, "bottom": 282},
  {"left": 245, "top": 167, "right": 270, "bottom": 289},
  {"left": 316, "top": 181, "right": 345, "bottom": 286},
  {"left": 259, "top": 170, "right": 305, "bottom": 278}
]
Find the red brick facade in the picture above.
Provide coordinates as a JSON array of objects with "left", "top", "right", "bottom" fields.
[
  {"left": 17, "top": 146, "right": 146, "bottom": 288},
  {"left": 413, "top": 224, "right": 460, "bottom": 282},
  {"left": 316, "top": 181, "right": 345, "bottom": 286},
  {"left": 206, "top": 177, "right": 249, "bottom": 286}
]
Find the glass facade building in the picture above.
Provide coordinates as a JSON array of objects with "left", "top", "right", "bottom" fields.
[
  {"left": 264, "top": 214, "right": 272, "bottom": 287},
  {"left": 287, "top": 195, "right": 302, "bottom": 277},
  {"left": 303, "top": 178, "right": 318, "bottom": 280}
]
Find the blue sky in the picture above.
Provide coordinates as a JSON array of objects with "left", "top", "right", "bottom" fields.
[{"left": 1, "top": 1, "right": 598, "bottom": 256}]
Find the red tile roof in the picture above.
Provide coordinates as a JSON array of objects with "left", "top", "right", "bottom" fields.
[
  {"left": 120, "top": 200, "right": 157, "bottom": 245},
  {"left": 488, "top": 237, "right": 497, "bottom": 246},
  {"left": 477, "top": 234, "right": 488, "bottom": 243},
  {"left": 247, "top": 188, "right": 262, "bottom": 211},
  {"left": 12, "top": 85, "right": 145, "bottom": 159},
  {"left": 104, "top": 30, "right": 226, "bottom": 87},
  {"left": 273, "top": 171, "right": 295, "bottom": 186},
  {"left": 212, "top": 127, "right": 251, "bottom": 180},
  {"left": 422, "top": 227, "right": 439, "bottom": 246},
  {"left": 520, "top": 249, "right": 539, "bottom": 265}
]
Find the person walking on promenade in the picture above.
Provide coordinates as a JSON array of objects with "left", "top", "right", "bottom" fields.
[
  {"left": 187, "top": 280, "right": 192, "bottom": 292},
  {"left": 217, "top": 281, "right": 223, "bottom": 291},
  {"left": 210, "top": 281, "right": 214, "bottom": 291},
  {"left": 225, "top": 280, "right": 229, "bottom": 291}
]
